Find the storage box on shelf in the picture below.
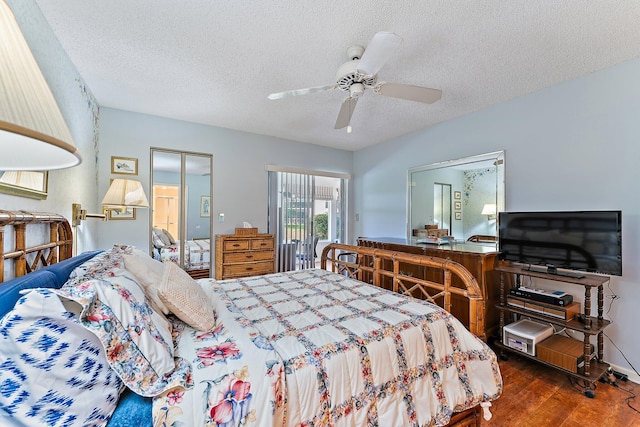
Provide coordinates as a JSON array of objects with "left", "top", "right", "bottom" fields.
[{"left": 495, "top": 262, "right": 611, "bottom": 397}]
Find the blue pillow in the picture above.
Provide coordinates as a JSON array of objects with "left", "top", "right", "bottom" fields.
[
  {"left": 0, "top": 270, "right": 58, "bottom": 319},
  {"left": 40, "top": 250, "right": 103, "bottom": 284},
  {"left": 0, "top": 250, "right": 103, "bottom": 319}
]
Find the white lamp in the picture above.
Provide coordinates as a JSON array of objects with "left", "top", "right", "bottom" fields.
[
  {"left": 481, "top": 203, "right": 497, "bottom": 220},
  {"left": 72, "top": 178, "right": 149, "bottom": 227},
  {"left": 0, "top": 0, "right": 81, "bottom": 170}
]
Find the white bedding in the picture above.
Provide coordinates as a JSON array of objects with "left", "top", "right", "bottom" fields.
[
  {"left": 153, "top": 269, "right": 502, "bottom": 426},
  {"left": 154, "top": 239, "right": 210, "bottom": 270}
]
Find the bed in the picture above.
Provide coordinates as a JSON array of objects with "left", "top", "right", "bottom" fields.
[
  {"left": 0, "top": 210, "right": 502, "bottom": 426},
  {"left": 152, "top": 226, "right": 211, "bottom": 278}
]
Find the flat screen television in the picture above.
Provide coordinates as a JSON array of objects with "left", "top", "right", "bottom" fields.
[{"left": 498, "top": 210, "right": 622, "bottom": 277}]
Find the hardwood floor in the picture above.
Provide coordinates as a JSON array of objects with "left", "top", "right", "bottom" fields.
[{"left": 482, "top": 351, "right": 640, "bottom": 426}]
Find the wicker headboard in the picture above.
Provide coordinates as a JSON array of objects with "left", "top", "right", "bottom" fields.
[{"left": 0, "top": 210, "right": 73, "bottom": 282}]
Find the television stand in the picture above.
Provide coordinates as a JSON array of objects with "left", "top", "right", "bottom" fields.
[
  {"left": 496, "top": 263, "right": 611, "bottom": 397},
  {"left": 522, "top": 264, "right": 585, "bottom": 279}
]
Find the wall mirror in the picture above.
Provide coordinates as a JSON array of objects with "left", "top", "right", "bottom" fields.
[
  {"left": 407, "top": 151, "right": 505, "bottom": 243},
  {"left": 0, "top": 170, "right": 48, "bottom": 200},
  {"left": 150, "top": 148, "right": 213, "bottom": 278}
]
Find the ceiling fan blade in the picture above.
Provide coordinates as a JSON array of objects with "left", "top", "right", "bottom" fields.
[
  {"left": 376, "top": 82, "right": 442, "bottom": 104},
  {"left": 356, "top": 32, "right": 403, "bottom": 76},
  {"left": 268, "top": 84, "right": 335, "bottom": 100},
  {"left": 334, "top": 97, "right": 358, "bottom": 129}
]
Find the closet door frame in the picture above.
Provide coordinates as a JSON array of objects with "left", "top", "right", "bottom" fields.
[{"left": 150, "top": 148, "right": 213, "bottom": 273}]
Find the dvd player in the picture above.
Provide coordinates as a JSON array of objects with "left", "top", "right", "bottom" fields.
[{"left": 509, "top": 286, "right": 573, "bottom": 306}]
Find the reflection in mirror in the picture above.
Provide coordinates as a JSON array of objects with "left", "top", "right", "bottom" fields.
[
  {"left": 0, "top": 170, "right": 48, "bottom": 199},
  {"left": 408, "top": 151, "right": 504, "bottom": 243},
  {"left": 151, "top": 148, "right": 212, "bottom": 278}
]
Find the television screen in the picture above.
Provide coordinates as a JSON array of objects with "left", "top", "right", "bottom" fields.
[{"left": 498, "top": 210, "right": 622, "bottom": 276}]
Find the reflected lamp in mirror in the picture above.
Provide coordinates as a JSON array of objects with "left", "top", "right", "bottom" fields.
[
  {"left": 0, "top": 0, "right": 81, "bottom": 171},
  {"left": 0, "top": 170, "right": 48, "bottom": 199},
  {"left": 481, "top": 203, "right": 497, "bottom": 220}
]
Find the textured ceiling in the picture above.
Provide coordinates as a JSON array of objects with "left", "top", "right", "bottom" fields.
[{"left": 34, "top": 1, "right": 640, "bottom": 151}]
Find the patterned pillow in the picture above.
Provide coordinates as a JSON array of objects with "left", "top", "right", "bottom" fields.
[
  {"left": 158, "top": 261, "right": 216, "bottom": 331},
  {"left": 152, "top": 227, "right": 171, "bottom": 248},
  {"left": 162, "top": 229, "right": 177, "bottom": 245},
  {"left": 55, "top": 267, "right": 192, "bottom": 397},
  {"left": 0, "top": 289, "right": 124, "bottom": 426}
]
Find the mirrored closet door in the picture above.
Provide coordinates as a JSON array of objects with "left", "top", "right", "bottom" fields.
[{"left": 150, "top": 148, "right": 213, "bottom": 278}]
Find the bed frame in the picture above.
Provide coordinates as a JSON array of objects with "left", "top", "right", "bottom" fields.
[
  {"left": 321, "top": 243, "right": 487, "bottom": 427},
  {"left": 0, "top": 210, "right": 72, "bottom": 282},
  {"left": 0, "top": 212, "right": 486, "bottom": 427}
]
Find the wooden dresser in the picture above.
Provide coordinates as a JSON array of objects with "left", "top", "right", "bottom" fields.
[
  {"left": 215, "top": 229, "right": 276, "bottom": 280},
  {"left": 357, "top": 237, "right": 501, "bottom": 341}
]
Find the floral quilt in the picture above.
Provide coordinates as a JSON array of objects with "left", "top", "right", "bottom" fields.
[
  {"left": 154, "top": 239, "right": 210, "bottom": 270},
  {"left": 155, "top": 269, "right": 502, "bottom": 427}
]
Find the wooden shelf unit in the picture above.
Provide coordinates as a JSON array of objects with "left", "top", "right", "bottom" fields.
[{"left": 496, "top": 263, "right": 611, "bottom": 394}]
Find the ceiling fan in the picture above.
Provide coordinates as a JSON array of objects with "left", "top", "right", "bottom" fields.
[{"left": 267, "top": 31, "right": 442, "bottom": 132}]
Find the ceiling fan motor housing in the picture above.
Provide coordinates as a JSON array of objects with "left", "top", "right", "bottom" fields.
[{"left": 336, "top": 59, "right": 375, "bottom": 92}]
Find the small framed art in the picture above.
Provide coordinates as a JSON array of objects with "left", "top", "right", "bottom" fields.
[
  {"left": 454, "top": 191, "right": 461, "bottom": 200},
  {"left": 111, "top": 156, "right": 138, "bottom": 175},
  {"left": 108, "top": 207, "right": 136, "bottom": 220},
  {"left": 455, "top": 212, "right": 462, "bottom": 221},
  {"left": 200, "top": 196, "right": 211, "bottom": 217},
  {"left": 454, "top": 201, "right": 462, "bottom": 211}
]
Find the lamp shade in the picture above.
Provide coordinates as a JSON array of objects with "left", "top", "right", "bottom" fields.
[
  {"left": 102, "top": 178, "right": 149, "bottom": 208},
  {"left": 0, "top": 0, "right": 81, "bottom": 170},
  {"left": 0, "top": 170, "right": 44, "bottom": 190},
  {"left": 481, "top": 204, "right": 497, "bottom": 216}
]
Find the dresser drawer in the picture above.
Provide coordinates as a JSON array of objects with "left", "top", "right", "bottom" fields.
[
  {"left": 224, "top": 251, "right": 273, "bottom": 263},
  {"left": 223, "top": 261, "right": 274, "bottom": 278},
  {"left": 251, "top": 239, "right": 274, "bottom": 250},
  {"left": 223, "top": 240, "right": 250, "bottom": 251}
]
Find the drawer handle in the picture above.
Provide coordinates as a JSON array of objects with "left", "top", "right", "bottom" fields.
[
  {"left": 246, "top": 255, "right": 254, "bottom": 259},
  {"left": 232, "top": 244, "right": 241, "bottom": 247},
  {"left": 246, "top": 267, "right": 253, "bottom": 271}
]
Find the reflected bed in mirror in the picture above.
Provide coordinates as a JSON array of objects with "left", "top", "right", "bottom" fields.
[
  {"left": 0, "top": 170, "right": 48, "bottom": 200},
  {"left": 407, "top": 151, "right": 504, "bottom": 243}
]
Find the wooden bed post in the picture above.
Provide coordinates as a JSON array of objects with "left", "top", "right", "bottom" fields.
[
  {"left": 0, "top": 211, "right": 74, "bottom": 282},
  {"left": 15, "top": 223, "right": 26, "bottom": 277}
]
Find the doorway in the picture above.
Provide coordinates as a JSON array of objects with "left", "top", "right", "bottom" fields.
[{"left": 267, "top": 167, "right": 348, "bottom": 271}]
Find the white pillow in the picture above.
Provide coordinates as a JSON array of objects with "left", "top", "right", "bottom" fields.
[
  {"left": 123, "top": 248, "right": 170, "bottom": 314},
  {"left": 158, "top": 261, "right": 216, "bottom": 331},
  {"left": 0, "top": 289, "right": 124, "bottom": 426}
]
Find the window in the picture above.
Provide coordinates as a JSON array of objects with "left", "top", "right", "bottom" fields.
[{"left": 267, "top": 167, "right": 348, "bottom": 271}]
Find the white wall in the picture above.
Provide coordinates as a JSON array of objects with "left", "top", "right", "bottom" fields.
[
  {"left": 353, "top": 58, "right": 640, "bottom": 379},
  {"left": 97, "top": 108, "right": 353, "bottom": 251},
  {"left": 1, "top": 0, "right": 100, "bottom": 252}
]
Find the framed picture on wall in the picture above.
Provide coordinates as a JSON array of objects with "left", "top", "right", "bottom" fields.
[
  {"left": 108, "top": 207, "right": 136, "bottom": 220},
  {"left": 454, "top": 201, "right": 462, "bottom": 210},
  {"left": 454, "top": 191, "right": 461, "bottom": 200},
  {"left": 455, "top": 212, "right": 462, "bottom": 221},
  {"left": 111, "top": 156, "right": 138, "bottom": 175},
  {"left": 200, "top": 196, "right": 210, "bottom": 217}
]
